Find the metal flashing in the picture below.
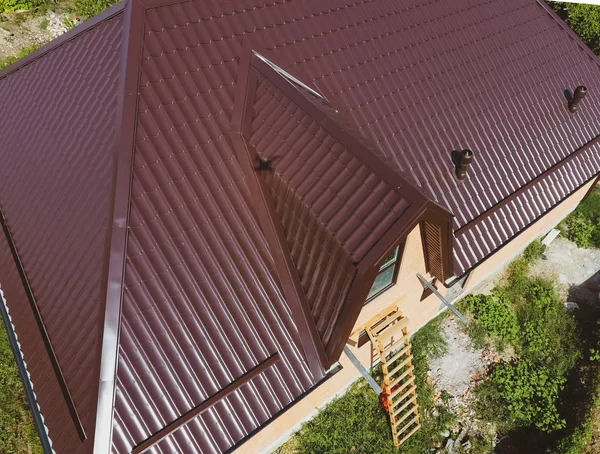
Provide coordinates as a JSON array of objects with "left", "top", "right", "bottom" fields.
[{"left": 91, "top": 0, "right": 146, "bottom": 452}]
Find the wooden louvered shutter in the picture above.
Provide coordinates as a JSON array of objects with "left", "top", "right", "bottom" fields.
[{"left": 422, "top": 221, "right": 444, "bottom": 280}]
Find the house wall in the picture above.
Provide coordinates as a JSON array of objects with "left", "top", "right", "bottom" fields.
[{"left": 234, "top": 178, "right": 596, "bottom": 454}]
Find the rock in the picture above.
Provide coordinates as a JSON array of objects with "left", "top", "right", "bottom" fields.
[
  {"left": 445, "top": 438, "right": 454, "bottom": 452},
  {"left": 440, "top": 429, "right": 450, "bottom": 438},
  {"left": 564, "top": 302, "right": 580, "bottom": 311},
  {"left": 462, "top": 440, "right": 472, "bottom": 450}
]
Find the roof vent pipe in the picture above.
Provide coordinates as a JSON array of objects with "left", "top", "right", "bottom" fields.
[
  {"left": 568, "top": 86, "right": 587, "bottom": 113},
  {"left": 454, "top": 149, "right": 473, "bottom": 180}
]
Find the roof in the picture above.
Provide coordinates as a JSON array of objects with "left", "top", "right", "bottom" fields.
[{"left": 0, "top": 0, "right": 598, "bottom": 453}]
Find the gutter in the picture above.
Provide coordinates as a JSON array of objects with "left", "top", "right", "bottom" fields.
[{"left": 0, "top": 291, "right": 53, "bottom": 453}]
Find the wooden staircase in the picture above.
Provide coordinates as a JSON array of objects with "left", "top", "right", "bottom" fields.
[{"left": 365, "top": 307, "right": 420, "bottom": 447}]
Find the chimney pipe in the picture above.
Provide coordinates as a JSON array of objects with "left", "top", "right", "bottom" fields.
[
  {"left": 568, "top": 86, "right": 587, "bottom": 113},
  {"left": 455, "top": 149, "right": 473, "bottom": 181}
]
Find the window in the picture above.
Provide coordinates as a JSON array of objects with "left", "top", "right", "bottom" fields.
[{"left": 365, "top": 245, "right": 401, "bottom": 302}]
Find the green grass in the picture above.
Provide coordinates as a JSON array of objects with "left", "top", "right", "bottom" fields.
[
  {"left": 292, "top": 379, "right": 397, "bottom": 454},
  {"left": 0, "top": 45, "right": 40, "bottom": 71},
  {"left": 0, "top": 322, "right": 42, "bottom": 453},
  {"left": 286, "top": 313, "right": 452, "bottom": 453}
]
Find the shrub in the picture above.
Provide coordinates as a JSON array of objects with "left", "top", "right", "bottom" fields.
[
  {"left": 74, "top": 0, "right": 119, "bottom": 19},
  {"left": 522, "top": 240, "right": 545, "bottom": 261},
  {"left": 0, "top": 0, "right": 42, "bottom": 13},
  {"left": 550, "top": 2, "right": 600, "bottom": 55},
  {"left": 565, "top": 215, "right": 595, "bottom": 248},
  {"left": 560, "top": 186, "right": 600, "bottom": 249},
  {"left": 489, "top": 360, "right": 566, "bottom": 432},
  {"left": 516, "top": 280, "right": 580, "bottom": 377},
  {"left": 464, "top": 293, "right": 518, "bottom": 343}
]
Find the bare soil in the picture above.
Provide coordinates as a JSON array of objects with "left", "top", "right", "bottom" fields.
[{"left": 0, "top": 7, "right": 76, "bottom": 60}]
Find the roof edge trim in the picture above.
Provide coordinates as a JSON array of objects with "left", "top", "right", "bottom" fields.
[
  {"left": 455, "top": 131, "right": 600, "bottom": 236},
  {"left": 0, "top": 207, "right": 86, "bottom": 441},
  {"left": 456, "top": 170, "right": 600, "bottom": 279},
  {"left": 91, "top": 0, "right": 146, "bottom": 452},
  {"left": 132, "top": 353, "right": 281, "bottom": 453},
  {"left": 0, "top": 1, "right": 125, "bottom": 81},
  {"left": 0, "top": 290, "right": 54, "bottom": 454}
]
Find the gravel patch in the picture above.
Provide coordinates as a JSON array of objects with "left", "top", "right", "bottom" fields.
[
  {"left": 529, "top": 237, "right": 600, "bottom": 305},
  {"left": 429, "top": 317, "right": 484, "bottom": 397}
]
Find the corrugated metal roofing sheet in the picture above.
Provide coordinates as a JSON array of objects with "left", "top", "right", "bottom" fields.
[
  {"left": 0, "top": 8, "right": 124, "bottom": 451},
  {"left": 0, "top": 0, "right": 599, "bottom": 453}
]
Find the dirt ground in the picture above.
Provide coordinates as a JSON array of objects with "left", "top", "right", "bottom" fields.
[
  {"left": 529, "top": 237, "right": 600, "bottom": 305},
  {"left": 428, "top": 235, "right": 600, "bottom": 453},
  {"left": 0, "top": 8, "right": 76, "bottom": 60}
]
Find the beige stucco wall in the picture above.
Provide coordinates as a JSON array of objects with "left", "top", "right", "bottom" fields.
[{"left": 234, "top": 178, "right": 597, "bottom": 454}]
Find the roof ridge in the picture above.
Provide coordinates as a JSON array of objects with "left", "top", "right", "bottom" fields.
[
  {"left": 0, "top": 1, "right": 125, "bottom": 82},
  {"left": 91, "top": 0, "right": 145, "bottom": 452}
]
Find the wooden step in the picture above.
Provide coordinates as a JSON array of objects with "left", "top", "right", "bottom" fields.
[
  {"left": 390, "top": 374, "right": 415, "bottom": 393},
  {"left": 392, "top": 385, "right": 417, "bottom": 408},
  {"left": 389, "top": 367, "right": 413, "bottom": 388},
  {"left": 391, "top": 394, "right": 417, "bottom": 415},
  {"left": 396, "top": 415, "right": 419, "bottom": 435},
  {"left": 374, "top": 316, "right": 408, "bottom": 339},
  {"left": 392, "top": 404, "right": 418, "bottom": 426},
  {"left": 382, "top": 334, "right": 409, "bottom": 354},
  {"left": 387, "top": 356, "right": 412, "bottom": 382},
  {"left": 398, "top": 424, "right": 421, "bottom": 446},
  {"left": 387, "top": 346, "right": 411, "bottom": 370}
]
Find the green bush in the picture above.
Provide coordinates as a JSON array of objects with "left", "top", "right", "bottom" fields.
[
  {"left": 560, "top": 186, "right": 600, "bottom": 249},
  {"left": 565, "top": 215, "right": 595, "bottom": 248},
  {"left": 551, "top": 420, "right": 592, "bottom": 454},
  {"left": 522, "top": 240, "right": 546, "bottom": 261},
  {"left": 464, "top": 293, "right": 518, "bottom": 343},
  {"left": 516, "top": 281, "right": 580, "bottom": 377},
  {"left": 74, "top": 0, "right": 119, "bottom": 19},
  {"left": 550, "top": 2, "right": 600, "bottom": 55},
  {"left": 0, "top": 0, "right": 42, "bottom": 13},
  {"left": 490, "top": 360, "right": 566, "bottom": 432}
]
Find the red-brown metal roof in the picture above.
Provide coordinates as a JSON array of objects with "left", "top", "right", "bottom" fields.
[
  {"left": 0, "top": 5, "right": 124, "bottom": 451},
  {"left": 0, "top": 0, "right": 599, "bottom": 453}
]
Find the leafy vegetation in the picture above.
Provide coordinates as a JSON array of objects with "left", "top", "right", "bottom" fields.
[
  {"left": 0, "top": 0, "right": 42, "bottom": 13},
  {"left": 286, "top": 313, "right": 453, "bottom": 454},
  {"left": 559, "top": 186, "right": 600, "bottom": 249},
  {"left": 0, "top": 45, "right": 39, "bottom": 71},
  {"left": 0, "top": 323, "right": 42, "bottom": 453},
  {"left": 461, "top": 243, "right": 581, "bottom": 440},
  {"left": 73, "top": 0, "right": 118, "bottom": 19},
  {"left": 550, "top": 2, "right": 600, "bottom": 55},
  {"left": 292, "top": 380, "right": 396, "bottom": 454}
]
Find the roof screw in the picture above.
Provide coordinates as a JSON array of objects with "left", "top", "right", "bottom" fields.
[
  {"left": 454, "top": 149, "right": 474, "bottom": 181},
  {"left": 568, "top": 86, "right": 587, "bottom": 113}
]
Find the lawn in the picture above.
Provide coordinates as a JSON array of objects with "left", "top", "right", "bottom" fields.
[{"left": 0, "top": 320, "right": 42, "bottom": 453}]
